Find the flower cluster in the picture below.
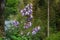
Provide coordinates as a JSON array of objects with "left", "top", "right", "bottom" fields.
[
  {"left": 32, "top": 26, "right": 41, "bottom": 35},
  {"left": 26, "top": 14, "right": 33, "bottom": 22},
  {"left": 21, "top": 3, "right": 33, "bottom": 16},
  {"left": 24, "top": 22, "right": 32, "bottom": 29},
  {"left": 21, "top": 3, "right": 33, "bottom": 29},
  {"left": 20, "top": 3, "right": 41, "bottom": 35},
  {"left": 13, "top": 20, "right": 19, "bottom": 27}
]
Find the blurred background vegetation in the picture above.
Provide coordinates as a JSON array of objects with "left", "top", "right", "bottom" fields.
[{"left": 0, "top": 0, "right": 60, "bottom": 40}]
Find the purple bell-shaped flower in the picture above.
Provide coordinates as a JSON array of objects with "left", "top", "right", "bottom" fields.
[{"left": 13, "top": 20, "right": 19, "bottom": 27}]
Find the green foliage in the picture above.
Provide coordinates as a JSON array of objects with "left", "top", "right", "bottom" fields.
[
  {"left": 5, "top": 26, "right": 32, "bottom": 40},
  {"left": 5, "top": 0, "right": 60, "bottom": 40},
  {"left": 5, "top": 0, "right": 48, "bottom": 40},
  {"left": 49, "top": 0, "right": 60, "bottom": 31},
  {"left": 0, "top": 38, "right": 3, "bottom": 40},
  {"left": 45, "top": 32, "right": 60, "bottom": 40},
  {"left": 6, "top": 0, "right": 19, "bottom": 7},
  {"left": 5, "top": 0, "right": 19, "bottom": 19}
]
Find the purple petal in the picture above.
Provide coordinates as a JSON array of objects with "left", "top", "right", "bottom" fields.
[
  {"left": 23, "top": 9, "right": 26, "bottom": 13},
  {"left": 34, "top": 28, "right": 38, "bottom": 32},
  {"left": 28, "top": 22, "right": 32, "bottom": 27},
  {"left": 22, "top": 13, "right": 25, "bottom": 16},
  {"left": 27, "top": 15, "right": 33, "bottom": 21},
  {"left": 25, "top": 12, "right": 29, "bottom": 15},
  {"left": 29, "top": 5, "right": 32, "bottom": 9},
  {"left": 24, "top": 22, "right": 32, "bottom": 29},
  {"left": 13, "top": 20, "right": 19, "bottom": 27},
  {"left": 29, "top": 3, "right": 33, "bottom": 9},
  {"left": 32, "top": 31, "right": 36, "bottom": 35},
  {"left": 27, "top": 17, "right": 32, "bottom": 21},
  {"left": 21, "top": 9, "right": 26, "bottom": 13},
  {"left": 25, "top": 6, "right": 29, "bottom": 11},
  {"left": 32, "top": 26, "right": 40, "bottom": 33},
  {"left": 28, "top": 9, "right": 32, "bottom": 15},
  {"left": 24, "top": 25, "right": 29, "bottom": 29}
]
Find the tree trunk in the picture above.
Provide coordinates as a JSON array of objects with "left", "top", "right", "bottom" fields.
[{"left": 0, "top": 0, "right": 5, "bottom": 38}]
